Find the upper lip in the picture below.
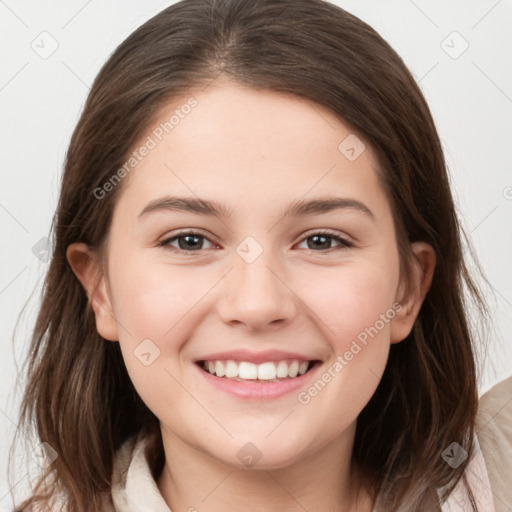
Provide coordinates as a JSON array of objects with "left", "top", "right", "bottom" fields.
[{"left": 195, "top": 349, "right": 321, "bottom": 364}]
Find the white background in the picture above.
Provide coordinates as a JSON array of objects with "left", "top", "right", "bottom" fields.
[{"left": 1, "top": 0, "right": 511, "bottom": 507}]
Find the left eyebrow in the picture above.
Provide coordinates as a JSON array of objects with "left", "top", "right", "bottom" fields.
[
  {"left": 138, "top": 195, "right": 376, "bottom": 222},
  {"left": 283, "top": 197, "right": 375, "bottom": 221}
]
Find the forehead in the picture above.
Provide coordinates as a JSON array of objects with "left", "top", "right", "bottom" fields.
[{"left": 112, "top": 81, "right": 388, "bottom": 223}]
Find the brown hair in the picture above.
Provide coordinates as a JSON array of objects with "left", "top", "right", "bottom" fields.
[{"left": 10, "top": 0, "right": 488, "bottom": 510}]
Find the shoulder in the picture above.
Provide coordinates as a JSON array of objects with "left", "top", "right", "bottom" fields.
[
  {"left": 440, "top": 432, "right": 496, "bottom": 512},
  {"left": 476, "top": 375, "right": 512, "bottom": 455},
  {"left": 477, "top": 375, "right": 512, "bottom": 429},
  {"left": 476, "top": 375, "right": 512, "bottom": 511}
]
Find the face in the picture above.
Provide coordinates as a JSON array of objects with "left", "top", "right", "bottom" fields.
[{"left": 70, "top": 80, "right": 427, "bottom": 471}]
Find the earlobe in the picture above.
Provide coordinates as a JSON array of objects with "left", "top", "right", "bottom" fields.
[
  {"left": 390, "top": 242, "right": 436, "bottom": 344},
  {"left": 66, "top": 243, "right": 119, "bottom": 341}
]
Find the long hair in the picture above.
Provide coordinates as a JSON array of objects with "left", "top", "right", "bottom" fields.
[{"left": 10, "top": 0, "right": 488, "bottom": 510}]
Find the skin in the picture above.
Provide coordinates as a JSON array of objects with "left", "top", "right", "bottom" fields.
[{"left": 68, "top": 79, "right": 435, "bottom": 512}]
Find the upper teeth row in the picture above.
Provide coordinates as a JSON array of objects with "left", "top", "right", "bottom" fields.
[{"left": 202, "top": 360, "right": 310, "bottom": 380}]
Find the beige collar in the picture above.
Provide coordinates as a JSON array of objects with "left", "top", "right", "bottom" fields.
[{"left": 109, "top": 431, "right": 494, "bottom": 512}]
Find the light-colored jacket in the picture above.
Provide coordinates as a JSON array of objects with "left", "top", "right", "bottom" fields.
[
  {"left": 108, "top": 431, "right": 496, "bottom": 511},
  {"left": 475, "top": 375, "right": 512, "bottom": 512},
  {"left": 21, "top": 382, "right": 507, "bottom": 512}
]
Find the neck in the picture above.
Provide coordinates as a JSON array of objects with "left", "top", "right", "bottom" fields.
[{"left": 156, "top": 423, "right": 374, "bottom": 512}]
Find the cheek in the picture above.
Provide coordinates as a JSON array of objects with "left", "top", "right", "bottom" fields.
[
  {"left": 109, "top": 255, "right": 207, "bottom": 341},
  {"left": 107, "top": 259, "right": 211, "bottom": 407},
  {"left": 304, "top": 261, "right": 399, "bottom": 346},
  {"left": 298, "top": 262, "right": 398, "bottom": 406},
  {"left": 313, "top": 263, "right": 399, "bottom": 407},
  {"left": 110, "top": 263, "right": 194, "bottom": 419}
]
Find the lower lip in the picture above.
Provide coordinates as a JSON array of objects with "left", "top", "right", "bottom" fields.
[{"left": 194, "top": 362, "right": 321, "bottom": 399}]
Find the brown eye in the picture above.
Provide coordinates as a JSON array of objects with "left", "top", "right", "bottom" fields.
[
  {"left": 296, "top": 231, "right": 353, "bottom": 251},
  {"left": 159, "top": 232, "right": 216, "bottom": 252}
]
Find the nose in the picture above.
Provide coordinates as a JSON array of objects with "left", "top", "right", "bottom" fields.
[{"left": 217, "top": 247, "right": 298, "bottom": 333}]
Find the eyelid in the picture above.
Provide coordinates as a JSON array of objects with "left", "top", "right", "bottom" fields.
[
  {"left": 297, "top": 228, "right": 354, "bottom": 245},
  {"left": 158, "top": 228, "right": 219, "bottom": 248},
  {"left": 162, "top": 227, "right": 214, "bottom": 239},
  {"left": 158, "top": 228, "right": 354, "bottom": 253}
]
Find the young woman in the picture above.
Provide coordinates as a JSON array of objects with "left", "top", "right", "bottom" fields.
[{"left": 9, "top": 0, "right": 495, "bottom": 510}]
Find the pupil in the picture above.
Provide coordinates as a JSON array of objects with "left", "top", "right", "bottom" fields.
[
  {"left": 180, "top": 235, "right": 202, "bottom": 250},
  {"left": 309, "top": 235, "right": 330, "bottom": 250}
]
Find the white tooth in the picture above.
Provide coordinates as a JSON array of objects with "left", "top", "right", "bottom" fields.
[
  {"left": 258, "top": 362, "right": 276, "bottom": 380},
  {"left": 238, "top": 362, "right": 257, "bottom": 380},
  {"left": 225, "top": 360, "right": 238, "bottom": 378},
  {"left": 298, "top": 361, "right": 309, "bottom": 375},
  {"left": 208, "top": 361, "right": 216, "bottom": 374},
  {"left": 215, "top": 361, "right": 225, "bottom": 377},
  {"left": 276, "top": 361, "right": 289, "bottom": 378},
  {"left": 288, "top": 361, "right": 299, "bottom": 378}
]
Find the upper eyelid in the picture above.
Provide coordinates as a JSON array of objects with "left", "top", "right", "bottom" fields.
[
  {"left": 162, "top": 228, "right": 218, "bottom": 244},
  {"left": 160, "top": 229, "right": 353, "bottom": 248}
]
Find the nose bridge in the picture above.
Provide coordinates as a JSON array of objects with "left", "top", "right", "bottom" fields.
[{"left": 218, "top": 235, "right": 296, "bottom": 330}]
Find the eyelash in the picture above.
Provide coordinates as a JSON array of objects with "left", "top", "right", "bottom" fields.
[{"left": 158, "top": 229, "right": 354, "bottom": 254}]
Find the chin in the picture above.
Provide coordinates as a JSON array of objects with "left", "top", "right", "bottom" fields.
[{"left": 210, "top": 438, "right": 312, "bottom": 471}]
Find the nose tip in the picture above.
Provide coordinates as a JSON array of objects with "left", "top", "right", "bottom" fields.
[{"left": 217, "top": 247, "right": 297, "bottom": 332}]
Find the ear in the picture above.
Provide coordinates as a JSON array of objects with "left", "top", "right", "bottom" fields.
[
  {"left": 66, "top": 242, "right": 119, "bottom": 341},
  {"left": 390, "top": 241, "right": 436, "bottom": 344}
]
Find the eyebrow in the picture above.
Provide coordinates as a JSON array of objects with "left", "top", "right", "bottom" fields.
[{"left": 138, "top": 195, "right": 375, "bottom": 221}]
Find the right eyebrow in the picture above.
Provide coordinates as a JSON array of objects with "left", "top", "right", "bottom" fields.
[{"left": 138, "top": 196, "right": 234, "bottom": 219}]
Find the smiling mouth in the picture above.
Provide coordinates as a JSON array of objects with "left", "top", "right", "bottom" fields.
[{"left": 196, "top": 359, "right": 321, "bottom": 383}]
